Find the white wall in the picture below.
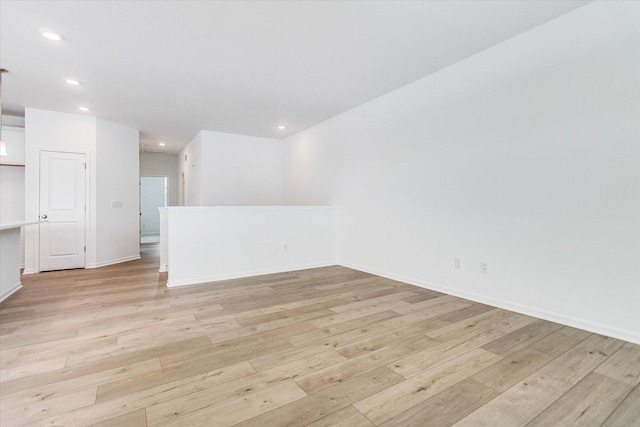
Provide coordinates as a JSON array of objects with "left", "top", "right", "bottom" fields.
[
  {"left": 179, "top": 132, "right": 202, "bottom": 206},
  {"left": 200, "top": 131, "right": 283, "bottom": 205},
  {"left": 0, "top": 165, "right": 25, "bottom": 225},
  {"left": 179, "top": 130, "right": 283, "bottom": 206},
  {"left": 283, "top": 1, "right": 640, "bottom": 343},
  {"left": 0, "top": 227, "right": 22, "bottom": 302},
  {"left": 1, "top": 115, "right": 25, "bottom": 128},
  {"left": 140, "top": 176, "right": 166, "bottom": 235},
  {"left": 1, "top": 125, "right": 25, "bottom": 165},
  {"left": 164, "top": 206, "right": 336, "bottom": 287},
  {"left": 24, "top": 108, "right": 98, "bottom": 273},
  {"left": 0, "top": 124, "right": 25, "bottom": 266},
  {"left": 139, "top": 152, "right": 179, "bottom": 206},
  {"left": 159, "top": 208, "right": 168, "bottom": 272},
  {"left": 24, "top": 108, "right": 141, "bottom": 272},
  {"left": 95, "top": 118, "right": 140, "bottom": 267}
]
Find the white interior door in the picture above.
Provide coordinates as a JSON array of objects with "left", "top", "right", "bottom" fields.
[{"left": 39, "top": 151, "right": 86, "bottom": 271}]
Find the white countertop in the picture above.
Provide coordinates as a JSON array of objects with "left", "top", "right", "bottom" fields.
[{"left": 0, "top": 220, "right": 46, "bottom": 231}]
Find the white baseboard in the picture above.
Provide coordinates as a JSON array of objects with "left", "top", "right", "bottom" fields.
[
  {"left": 23, "top": 255, "right": 140, "bottom": 273},
  {"left": 87, "top": 255, "right": 141, "bottom": 269},
  {"left": 0, "top": 283, "right": 22, "bottom": 303},
  {"left": 159, "top": 265, "right": 167, "bottom": 273},
  {"left": 166, "top": 262, "right": 337, "bottom": 287},
  {"left": 340, "top": 262, "right": 640, "bottom": 346}
]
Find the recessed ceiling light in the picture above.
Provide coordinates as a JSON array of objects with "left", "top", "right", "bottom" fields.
[
  {"left": 42, "top": 32, "right": 63, "bottom": 41},
  {"left": 78, "top": 106, "right": 90, "bottom": 112},
  {"left": 278, "top": 125, "right": 286, "bottom": 130},
  {"left": 159, "top": 142, "right": 166, "bottom": 146},
  {"left": 66, "top": 79, "right": 81, "bottom": 85}
]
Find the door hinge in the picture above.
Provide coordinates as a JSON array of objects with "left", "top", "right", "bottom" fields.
[{"left": 84, "top": 246, "right": 86, "bottom": 253}]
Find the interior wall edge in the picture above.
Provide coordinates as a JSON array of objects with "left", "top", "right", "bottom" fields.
[
  {"left": 86, "top": 254, "right": 141, "bottom": 269},
  {"left": 340, "top": 261, "right": 640, "bottom": 346},
  {"left": 166, "top": 262, "right": 338, "bottom": 288},
  {"left": 0, "top": 283, "right": 22, "bottom": 303}
]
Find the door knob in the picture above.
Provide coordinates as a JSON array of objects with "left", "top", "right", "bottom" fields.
[{"left": 41, "top": 214, "right": 48, "bottom": 219}]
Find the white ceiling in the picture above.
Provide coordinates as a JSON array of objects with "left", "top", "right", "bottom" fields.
[{"left": 0, "top": 0, "right": 589, "bottom": 153}]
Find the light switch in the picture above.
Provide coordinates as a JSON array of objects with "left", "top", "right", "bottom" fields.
[{"left": 112, "top": 201, "right": 123, "bottom": 208}]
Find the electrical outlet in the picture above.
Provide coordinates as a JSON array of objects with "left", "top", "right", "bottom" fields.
[
  {"left": 480, "top": 262, "right": 488, "bottom": 274},
  {"left": 283, "top": 244, "right": 288, "bottom": 252},
  {"left": 454, "top": 258, "right": 461, "bottom": 269}
]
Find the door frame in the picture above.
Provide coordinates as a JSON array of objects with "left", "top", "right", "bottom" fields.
[
  {"left": 180, "top": 172, "right": 185, "bottom": 206},
  {"left": 33, "top": 147, "right": 91, "bottom": 273},
  {"left": 139, "top": 174, "right": 168, "bottom": 242}
]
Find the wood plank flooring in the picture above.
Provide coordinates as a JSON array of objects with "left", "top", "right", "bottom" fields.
[{"left": 1, "top": 244, "right": 638, "bottom": 426}]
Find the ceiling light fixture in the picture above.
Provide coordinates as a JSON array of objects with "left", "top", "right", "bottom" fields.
[
  {"left": 278, "top": 125, "right": 286, "bottom": 130},
  {"left": 42, "top": 31, "right": 63, "bottom": 41},
  {"left": 66, "top": 79, "right": 81, "bottom": 85},
  {"left": 159, "top": 142, "right": 166, "bottom": 146},
  {"left": 0, "top": 69, "right": 8, "bottom": 156},
  {"left": 78, "top": 106, "right": 90, "bottom": 112}
]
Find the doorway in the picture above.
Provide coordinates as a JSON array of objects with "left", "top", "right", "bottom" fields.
[{"left": 140, "top": 176, "right": 167, "bottom": 244}]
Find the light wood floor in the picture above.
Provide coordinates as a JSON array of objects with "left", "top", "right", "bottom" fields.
[{"left": 1, "top": 245, "right": 638, "bottom": 427}]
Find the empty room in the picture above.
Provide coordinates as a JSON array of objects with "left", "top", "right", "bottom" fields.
[{"left": 0, "top": 1, "right": 638, "bottom": 426}]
